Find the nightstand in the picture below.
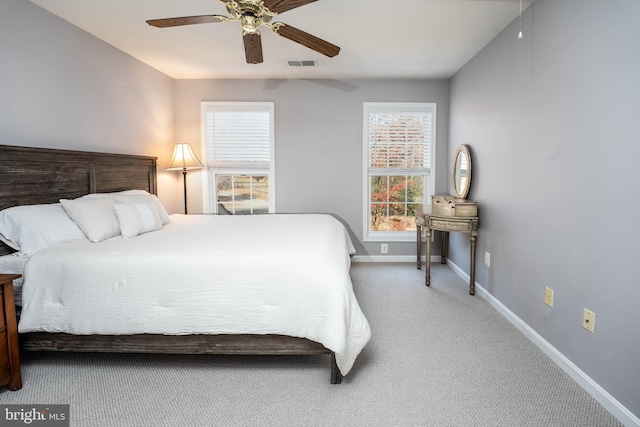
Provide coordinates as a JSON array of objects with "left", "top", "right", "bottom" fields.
[{"left": 0, "top": 274, "right": 22, "bottom": 391}]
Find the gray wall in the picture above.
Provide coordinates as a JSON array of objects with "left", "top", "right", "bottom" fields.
[
  {"left": 0, "top": 0, "right": 179, "bottom": 213},
  {"left": 449, "top": 0, "right": 640, "bottom": 417},
  {"left": 175, "top": 79, "right": 449, "bottom": 255},
  {"left": 5, "top": 0, "right": 636, "bottom": 419}
]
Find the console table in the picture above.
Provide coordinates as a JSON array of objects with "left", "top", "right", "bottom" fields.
[{"left": 415, "top": 206, "right": 479, "bottom": 295}]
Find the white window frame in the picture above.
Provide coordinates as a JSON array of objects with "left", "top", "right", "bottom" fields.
[
  {"left": 362, "top": 102, "right": 436, "bottom": 242},
  {"left": 201, "top": 101, "right": 276, "bottom": 214}
]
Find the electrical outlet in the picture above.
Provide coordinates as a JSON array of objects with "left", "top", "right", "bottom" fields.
[
  {"left": 381, "top": 243, "right": 388, "bottom": 254},
  {"left": 583, "top": 308, "right": 595, "bottom": 333},
  {"left": 484, "top": 251, "right": 490, "bottom": 267},
  {"left": 544, "top": 287, "right": 554, "bottom": 307}
]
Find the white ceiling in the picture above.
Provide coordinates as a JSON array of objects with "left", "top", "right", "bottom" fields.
[{"left": 30, "top": 0, "right": 533, "bottom": 80}]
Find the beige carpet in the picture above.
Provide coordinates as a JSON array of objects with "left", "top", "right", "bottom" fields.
[{"left": 0, "top": 263, "right": 622, "bottom": 426}]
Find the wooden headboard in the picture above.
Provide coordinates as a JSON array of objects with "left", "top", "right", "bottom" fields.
[{"left": 0, "top": 144, "right": 157, "bottom": 255}]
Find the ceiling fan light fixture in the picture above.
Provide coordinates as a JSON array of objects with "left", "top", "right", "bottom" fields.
[{"left": 241, "top": 15, "right": 260, "bottom": 34}]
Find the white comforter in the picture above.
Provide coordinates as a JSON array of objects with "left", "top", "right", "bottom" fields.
[{"left": 19, "top": 214, "right": 371, "bottom": 375}]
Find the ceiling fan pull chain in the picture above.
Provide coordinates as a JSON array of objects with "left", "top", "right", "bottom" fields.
[{"left": 518, "top": 0, "right": 523, "bottom": 39}]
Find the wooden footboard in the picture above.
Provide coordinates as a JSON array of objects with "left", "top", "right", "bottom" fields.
[{"left": 20, "top": 333, "right": 343, "bottom": 384}]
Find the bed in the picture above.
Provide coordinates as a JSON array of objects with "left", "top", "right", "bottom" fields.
[{"left": 0, "top": 144, "right": 371, "bottom": 383}]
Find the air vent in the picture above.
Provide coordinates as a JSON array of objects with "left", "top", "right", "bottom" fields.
[{"left": 286, "top": 59, "right": 317, "bottom": 67}]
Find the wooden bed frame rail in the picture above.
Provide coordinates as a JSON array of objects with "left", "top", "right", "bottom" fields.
[
  {"left": 0, "top": 144, "right": 342, "bottom": 384},
  {"left": 20, "top": 333, "right": 342, "bottom": 384}
]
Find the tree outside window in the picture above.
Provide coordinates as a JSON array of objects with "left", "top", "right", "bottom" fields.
[{"left": 364, "top": 103, "right": 435, "bottom": 241}]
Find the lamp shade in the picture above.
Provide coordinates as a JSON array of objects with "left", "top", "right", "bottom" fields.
[{"left": 167, "top": 143, "right": 204, "bottom": 170}]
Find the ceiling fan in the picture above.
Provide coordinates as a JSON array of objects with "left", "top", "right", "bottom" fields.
[{"left": 146, "top": 0, "right": 340, "bottom": 64}]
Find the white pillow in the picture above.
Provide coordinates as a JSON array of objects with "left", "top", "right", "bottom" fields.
[
  {"left": 60, "top": 198, "right": 120, "bottom": 243},
  {"left": 79, "top": 191, "right": 171, "bottom": 225},
  {"left": 0, "top": 204, "right": 88, "bottom": 256},
  {"left": 114, "top": 202, "right": 163, "bottom": 238},
  {"left": 113, "top": 194, "right": 171, "bottom": 225}
]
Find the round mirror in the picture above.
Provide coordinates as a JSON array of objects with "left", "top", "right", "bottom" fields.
[{"left": 453, "top": 145, "right": 472, "bottom": 200}]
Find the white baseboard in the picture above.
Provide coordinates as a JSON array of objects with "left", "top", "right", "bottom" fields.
[
  {"left": 447, "top": 260, "right": 640, "bottom": 427},
  {"left": 352, "top": 255, "right": 440, "bottom": 263}
]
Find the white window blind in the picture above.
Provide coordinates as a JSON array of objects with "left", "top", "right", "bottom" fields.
[
  {"left": 201, "top": 101, "right": 275, "bottom": 214},
  {"left": 205, "top": 106, "right": 271, "bottom": 169},
  {"left": 367, "top": 110, "right": 432, "bottom": 176}
]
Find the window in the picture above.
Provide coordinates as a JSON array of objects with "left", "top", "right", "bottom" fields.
[
  {"left": 201, "top": 102, "right": 275, "bottom": 214},
  {"left": 363, "top": 103, "right": 436, "bottom": 241}
]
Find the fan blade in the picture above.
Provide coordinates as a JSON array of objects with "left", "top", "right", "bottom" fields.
[
  {"left": 273, "top": 23, "right": 340, "bottom": 57},
  {"left": 243, "top": 33, "right": 264, "bottom": 64},
  {"left": 146, "top": 15, "right": 227, "bottom": 28},
  {"left": 263, "top": 0, "right": 317, "bottom": 14}
]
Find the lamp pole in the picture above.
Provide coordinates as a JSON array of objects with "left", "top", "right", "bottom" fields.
[{"left": 182, "top": 167, "right": 188, "bottom": 215}]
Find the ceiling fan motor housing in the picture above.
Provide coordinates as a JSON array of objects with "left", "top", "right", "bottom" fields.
[{"left": 228, "top": 1, "right": 274, "bottom": 23}]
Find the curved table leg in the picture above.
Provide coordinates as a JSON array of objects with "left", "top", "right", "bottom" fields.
[
  {"left": 469, "top": 234, "right": 477, "bottom": 295},
  {"left": 425, "top": 228, "right": 432, "bottom": 286},
  {"left": 441, "top": 231, "right": 449, "bottom": 264},
  {"left": 416, "top": 225, "right": 422, "bottom": 270}
]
